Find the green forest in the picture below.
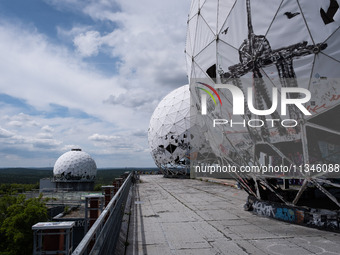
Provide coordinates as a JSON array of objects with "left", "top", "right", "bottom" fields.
[
  {"left": 0, "top": 168, "right": 53, "bottom": 184},
  {"left": 0, "top": 194, "right": 48, "bottom": 255}
]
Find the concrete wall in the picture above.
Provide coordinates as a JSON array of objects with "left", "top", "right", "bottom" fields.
[
  {"left": 40, "top": 178, "right": 56, "bottom": 192},
  {"left": 55, "top": 181, "right": 94, "bottom": 191},
  {"left": 40, "top": 179, "right": 95, "bottom": 191}
]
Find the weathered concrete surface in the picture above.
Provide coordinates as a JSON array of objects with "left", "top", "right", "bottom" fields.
[{"left": 126, "top": 175, "right": 340, "bottom": 255}]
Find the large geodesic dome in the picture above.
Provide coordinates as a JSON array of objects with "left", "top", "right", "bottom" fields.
[
  {"left": 53, "top": 149, "right": 97, "bottom": 181},
  {"left": 186, "top": 0, "right": 340, "bottom": 211},
  {"left": 148, "top": 85, "right": 209, "bottom": 176}
]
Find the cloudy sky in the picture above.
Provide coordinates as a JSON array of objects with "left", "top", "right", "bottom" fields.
[{"left": 0, "top": 0, "right": 191, "bottom": 168}]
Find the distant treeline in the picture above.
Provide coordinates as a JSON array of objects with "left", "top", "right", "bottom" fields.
[
  {"left": 0, "top": 167, "right": 159, "bottom": 185},
  {"left": 0, "top": 168, "right": 53, "bottom": 184}
]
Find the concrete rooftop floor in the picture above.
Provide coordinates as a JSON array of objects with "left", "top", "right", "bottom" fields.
[{"left": 126, "top": 175, "right": 340, "bottom": 255}]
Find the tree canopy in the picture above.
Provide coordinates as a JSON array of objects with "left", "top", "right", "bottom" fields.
[{"left": 0, "top": 194, "right": 48, "bottom": 255}]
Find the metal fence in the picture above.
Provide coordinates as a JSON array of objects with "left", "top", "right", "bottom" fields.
[{"left": 72, "top": 172, "right": 133, "bottom": 255}]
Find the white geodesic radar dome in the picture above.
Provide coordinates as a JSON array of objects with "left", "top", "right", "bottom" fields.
[
  {"left": 148, "top": 85, "right": 214, "bottom": 175},
  {"left": 186, "top": 0, "right": 340, "bottom": 179},
  {"left": 148, "top": 85, "right": 191, "bottom": 170},
  {"left": 53, "top": 149, "right": 97, "bottom": 181}
]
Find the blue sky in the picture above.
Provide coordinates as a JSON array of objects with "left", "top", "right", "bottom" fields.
[{"left": 0, "top": 0, "right": 190, "bottom": 167}]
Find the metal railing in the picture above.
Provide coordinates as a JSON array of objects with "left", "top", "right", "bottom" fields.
[{"left": 72, "top": 172, "right": 133, "bottom": 255}]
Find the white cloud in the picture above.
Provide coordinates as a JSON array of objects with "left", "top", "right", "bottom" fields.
[
  {"left": 6, "top": 113, "right": 40, "bottom": 127},
  {"left": 30, "top": 138, "right": 62, "bottom": 149},
  {"left": 132, "top": 130, "right": 147, "bottom": 137},
  {"left": 36, "top": 132, "right": 54, "bottom": 139},
  {"left": 88, "top": 133, "right": 120, "bottom": 142},
  {"left": 57, "top": 25, "right": 93, "bottom": 41},
  {"left": 88, "top": 131, "right": 148, "bottom": 156},
  {"left": 0, "top": 115, "right": 61, "bottom": 150},
  {"left": 7, "top": 120, "right": 23, "bottom": 128},
  {"left": 103, "top": 89, "right": 159, "bottom": 110},
  {"left": 41, "top": 125, "right": 54, "bottom": 133},
  {"left": 73, "top": 30, "right": 102, "bottom": 57},
  {"left": 0, "top": 21, "right": 125, "bottom": 124},
  {"left": 0, "top": 127, "right": 14, "bottom": 138},
  {"left": 59, "top": 0, "right": 190, "bottom": 89}
]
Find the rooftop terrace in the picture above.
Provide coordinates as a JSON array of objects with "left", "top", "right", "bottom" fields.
[{"left": 126, "top": 175, "right": 340, "bottom": 255}]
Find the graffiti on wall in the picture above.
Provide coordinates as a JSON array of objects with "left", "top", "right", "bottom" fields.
[
  {"left": 253, "top": 200, "right": 275, "bottom": 217},
  {"left": 250, "top": 198, "right": 340, "bottom": 232}
]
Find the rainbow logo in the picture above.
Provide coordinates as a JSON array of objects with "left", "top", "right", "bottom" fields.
[
  {"left": 197, "top": 82, "right": 222, "bottom": 106},
  {"left": 197, "top": 82, "right": 222, "bottom": 115}
]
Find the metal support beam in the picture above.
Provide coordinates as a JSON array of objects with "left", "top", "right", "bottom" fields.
[
  {"left": 259, "top": 178, "right": 290, "bottom": 205},
  {"left": 315, "top": 178, "right": 340, "bottom": 189},
  {"left": 305, "top": 122, "right": 340, "bottom": 136},
  {"left": 252, "top": 176, "right": 261, "bottom": 199},
  {"left": 292, "top": 178, "right": 309, "bottom": 205},
  {"left": 283, "top": 179, "right": 290, "bottom": 190}
]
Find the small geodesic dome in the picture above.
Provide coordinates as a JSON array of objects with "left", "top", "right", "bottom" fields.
[{"left": 53, "top": 149, "right": 97, "bottom": 181}]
